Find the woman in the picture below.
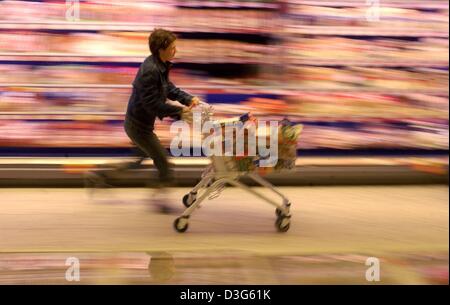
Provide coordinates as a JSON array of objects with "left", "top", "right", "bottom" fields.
[{"left": 87, "top": 28, "right": 200, "bottom": 213}]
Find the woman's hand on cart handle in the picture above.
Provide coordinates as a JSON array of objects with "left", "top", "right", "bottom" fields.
[{"left": 189, "top": 96, "right": 202, "bottom": 109}]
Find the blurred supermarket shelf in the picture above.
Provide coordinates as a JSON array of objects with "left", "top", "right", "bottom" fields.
[
  {"left": 0, "top": 0, "right": 447, "bottom": 189},
  {"left": 1, "top": 55, "right": 446, "bottom": 68},
  {"left": 2, "top": 56, "right": 448, "bottom": 68},
  {"left": 0, "top": 53, "right": 270, "bottom": 64},
  {"left": 176, "top": 0, "right": 279, "bottom": 9},
  {"left": 1, "top": 84, "right": 283, "bottom": 90},
  {"left": 286, "top": 0, "right": 449, "bottom": 9},
  {"left": 285, "top": 26, "right": 448, "bottom": 37},
  {"left": 293, "top": 60, "right": 449, "bottom": 68},
  {"left": 0, "top": 84, "right": 133, "bottom": 89},
  {"left": 0, "top": 113, "right": 448, "bottom": 121},
  {"left": 0, "top": 84, "right": 448, "bottom": 95},
  {"left": 0, "top": 156, "right": 447, "bottom": 186},
  {"left": 0, "top": 24, "right": 446, "bottom": 37},
  {"left": 0, "top": 21, "right": 272, "bottom": 33}
]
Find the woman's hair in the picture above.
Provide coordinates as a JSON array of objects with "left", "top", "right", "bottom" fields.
[{"left": 149, "top": 28, "right": 177, "bottom": 58}]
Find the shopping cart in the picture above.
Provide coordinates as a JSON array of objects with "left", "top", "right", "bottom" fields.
[{"left": 173, "top": 102, "right": 302, "bottom": 233}]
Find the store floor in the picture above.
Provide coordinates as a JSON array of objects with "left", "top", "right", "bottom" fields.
[{"left": 0, "top": 185, "right": 448, "bottom": 284}]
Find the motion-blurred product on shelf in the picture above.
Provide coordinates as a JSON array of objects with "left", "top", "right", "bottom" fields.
[
  {"left": 285, "top": 1, "right": 449, "bottom": 36},
  {"left": 0, "top": 1, "right": 277, "bottom": 33},
  {"left": 286, "top": 66, "right": 449, "bottom": 91},
  {"left": 286, "top": 37, "right": 449, "bottom": 65},
  {"left": 0, "top": 31, "right": 275, "bottom": 63}
]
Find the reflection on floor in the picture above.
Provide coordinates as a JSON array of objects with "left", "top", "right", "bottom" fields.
[{"left": 0, "top": 251, "right": 448, "bottom": 284}]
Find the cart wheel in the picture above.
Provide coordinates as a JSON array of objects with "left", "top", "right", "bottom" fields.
[
  {"left": 174, "top": 217, "right": 189, "bottom": 233},
  {"left": 275, "top": 216, "right": 290, "bottom": 232},
  {"left": 276, "top": 206, "right": 290, "bottom": 217},
  {"left": 275, "top": 208, "right": 283, "bottom": 217},
  {"left": 182, "top": 193, "right": 196, "bottom": 208}
]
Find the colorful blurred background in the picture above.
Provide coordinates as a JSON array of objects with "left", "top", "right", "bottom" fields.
[
  {"left": 0, "top": 0, "right": 448, "bottom": 157},
  {"left": 0, "top": 0, "right": 448, "bottom": 285}
]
